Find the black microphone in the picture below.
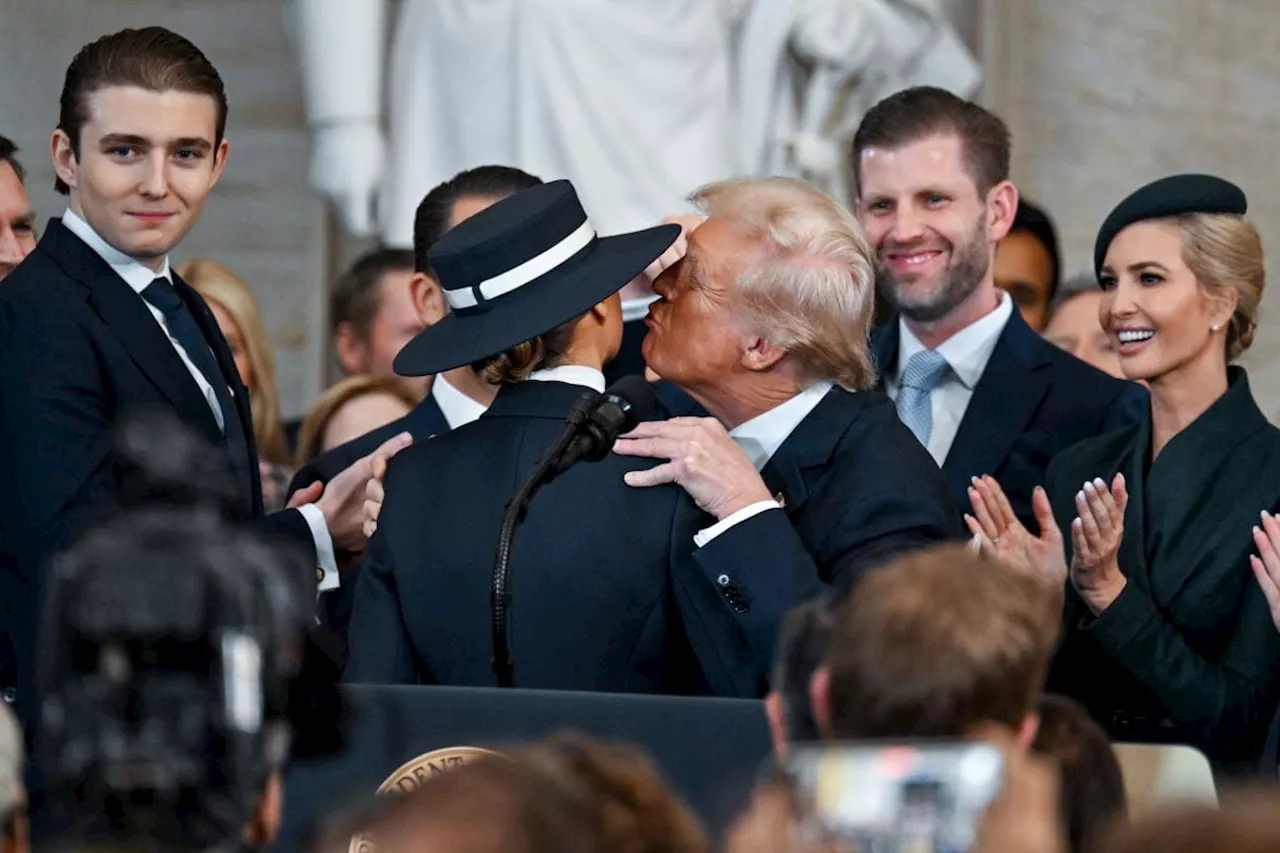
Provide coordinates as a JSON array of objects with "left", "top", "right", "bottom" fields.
[
  {"left": 491, "top": 375, "right": 657, "bottom": 688},
  {"left": 553, "top": 375, "right": 656, "bottom": 474}
]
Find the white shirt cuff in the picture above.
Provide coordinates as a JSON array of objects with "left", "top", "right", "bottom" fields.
[
  {"left": 298, "top": 503, "right": 340, "bottom": 591},
  {"left": 693, "top": 500, "right": 781, "bottom": 548}
]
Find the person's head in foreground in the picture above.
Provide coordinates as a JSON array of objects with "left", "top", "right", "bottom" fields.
[
  {"left": 315, "top": 733, "right": 706, "bottom": 853},
  {"left": 1094, "top": 173, "right": 1263, "bottom": 387},
  {"left": 1033, "top": 693, "right": 1127, "bottom": 853},
  {"left": 810, "top": 543, "right": 1061, "bottom": 747},
  {"left": 640, "top": 176, "right": 876, "bottom": 427},
  {"left": 1097, "top": 789, "right": 1280, "bottom": 853}
]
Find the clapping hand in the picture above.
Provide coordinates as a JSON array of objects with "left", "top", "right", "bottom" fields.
[
  {"left": 1250, "top": 510, "right": 1280, "bottom": 631},
  {"left": 1068, "top": 475, "right": 1128, "bottom": 612},
  {"left": 965, "top": 476, "right": 1068, "bottom": 589}
]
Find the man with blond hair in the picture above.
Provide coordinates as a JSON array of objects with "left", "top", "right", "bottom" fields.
[{"left": 614, "top": 176, "right": 961, "bottom": 696}]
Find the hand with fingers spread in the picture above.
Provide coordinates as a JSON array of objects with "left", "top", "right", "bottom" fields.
[
  {"left": 1068, "top": 474, "right": 1128, "bottom": 613},
  {"left": 965, "top": 475, "right": 1068, "bottom": 589},
  {"left": 1250, "top": 509, "right": 1280, "bottom": 631},
  {"left": 612, "top": 417, "right": 773, "bottom": 520}
]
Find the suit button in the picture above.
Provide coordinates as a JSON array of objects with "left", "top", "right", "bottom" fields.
[{"left": 717, "top": 574, "right": 730, "bottom": 587}]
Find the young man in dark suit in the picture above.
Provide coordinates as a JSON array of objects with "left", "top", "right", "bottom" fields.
[
  {"left": 0, "top": 27, "right": 398, "bottom": 723},
  {"left": 613, "top": 177, "right": 962, "bottom": 697},
  {"left": 851, "top": 87, "right": 1146, "bottom": 530}
]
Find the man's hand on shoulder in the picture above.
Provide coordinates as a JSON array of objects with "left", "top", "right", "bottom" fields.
[
  {"left": 613, "top": 417, "right": 772, "bottom": 520},
  {"left": 314, "top": 431, "right": 412, "bottom": 553}
]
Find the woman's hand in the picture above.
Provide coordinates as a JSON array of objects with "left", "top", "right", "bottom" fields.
[
  {"left": 965, "top": 476, "right": 1068, "bottom": 589},
  {"left": 1069, "top": 474, "right": 1128, "bottom": 613},
  {"left": 1249, "top": 509, "right": 1280, "bottom": 632}
]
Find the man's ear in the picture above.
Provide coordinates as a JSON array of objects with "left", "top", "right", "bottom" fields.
[
  {"left": 208, "top": 137, "right": 231, "bottom": 190},
  {"left": 740, "top": 334, "right": 789, "bottom": 373},
  {"left": 410, "top": 271, "right": 447, "bottom": 327},
  {"left": 765, "top": 692, "right": 790, "bottom": 759},
  {"left": 809, "top": 666, "right": 834, "bottom": 740},
  {"left": 1015, "top": 712, "right": 1040, "bottom": 751},
  {"left": 333, "top": 322, "right": 367, "bottom": 376},
  {"left": 50, "top": 129, "right": 78, "bottom": 194},
  {"left": 986, "top": 179, "right": 1019, "bottom": 243}
]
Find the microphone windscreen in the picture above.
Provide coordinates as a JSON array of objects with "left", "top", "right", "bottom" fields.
[{"left": 604, "top": 375, "right": 657, "bottom": 430}]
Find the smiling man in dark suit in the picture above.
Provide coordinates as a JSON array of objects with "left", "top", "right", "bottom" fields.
[
  {"left": 851, "top": 87, "right": 1146, "bottom": 530},
  {"left": 0, "top": 27, "right": 399, "bottom": 724}
]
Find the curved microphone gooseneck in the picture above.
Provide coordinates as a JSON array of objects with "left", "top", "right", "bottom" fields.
[{"left": 490, "top": 376, "right": 656, "bottom": 688}]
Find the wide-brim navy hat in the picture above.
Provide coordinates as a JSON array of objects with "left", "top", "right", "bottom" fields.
[
  {"left": 393, "top": 180, "right": 679, "bottom": 377},
  {"left": 1094, "top": 174, "right": 1247, "bottom": 277}
]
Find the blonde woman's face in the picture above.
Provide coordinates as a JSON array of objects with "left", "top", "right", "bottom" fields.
[
  {"left": 209, "top": 299, "right": 253, "bottom": 389},
  {"left": 1098, "top": 221, "right": 1233, "bottom": 383}
]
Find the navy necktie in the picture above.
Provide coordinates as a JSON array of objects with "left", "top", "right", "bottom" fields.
[{"left": 142, "top": 277, "right": 254, "bottom": 507}]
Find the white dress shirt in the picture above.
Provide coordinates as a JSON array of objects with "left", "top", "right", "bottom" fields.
[
  {"left": 431, "top": 372, "right": 490, "bottom": 430},
  {"left": 60, "top": 209, "right": 339, "bottom": 589},
  {"left": 884, "top": 292, "right": 1014, "bottom": 466},
  {"left": 693, "top": 380, "right": 835, "bottom": 547},
  {"left": 528, "top": 364, "right": 607, "bottom": 393}
]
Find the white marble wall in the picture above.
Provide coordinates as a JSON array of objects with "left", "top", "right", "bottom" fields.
[
  {"left": 0, "top": 0, "right": 328, "bottom": 418},
  {"left": 980, "top": 0, "right": 1280, "bottom": 413}
]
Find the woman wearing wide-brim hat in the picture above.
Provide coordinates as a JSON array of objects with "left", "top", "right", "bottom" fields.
[{"left": 344, "top": 180, "right": 717, "bottom": 692}]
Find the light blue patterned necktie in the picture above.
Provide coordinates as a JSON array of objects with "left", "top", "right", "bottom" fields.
[{"left": 896, "top": 349, "right": 951, "bottom": 447}]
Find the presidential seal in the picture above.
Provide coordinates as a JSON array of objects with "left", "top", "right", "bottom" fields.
[{"left": 349, "top": 746, "right": 504, "bottom": 853}]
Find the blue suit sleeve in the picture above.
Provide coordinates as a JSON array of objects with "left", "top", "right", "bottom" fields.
[{"left": 343, "top": 526, "right": 423, "bottom": 684}]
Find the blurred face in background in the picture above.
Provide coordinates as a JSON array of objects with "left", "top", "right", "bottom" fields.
[
  {"left": 1043, "top": 291, "right": 1123, "bottom": 378},
  {"left": 206, "top": 298, "right": 253, "bottom": 388},
  {"left": 995, "top": 229, "right": 1055, "bottom": 331},
  {"left": 0, "top": 160, "right": 36, "bottom": 280},
  {"left": 321, "top": 390, "right": 414, "bottom": 453}
]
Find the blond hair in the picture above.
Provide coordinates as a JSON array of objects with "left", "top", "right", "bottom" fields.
[
  {"left": 690, "top": 177, "right": 876, "bottom": 389},
  {"left": 294, "top": 375, "right": 423, "bottom": 466},
  {"left": 1177, "top": 213, "right": 1265, "bottom": 362},
  {"left": 176, "top": 259, "right": 289, "bottom": 465}
]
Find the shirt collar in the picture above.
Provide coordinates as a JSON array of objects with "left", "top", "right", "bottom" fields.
[
  {"left": 528, "top": 365, "right": 607, "bottom": 393},
  {"left": 729, "top": 380, "right": 835, "bottom": 471},
  {"left": 431, "top": 373, "right": 489, "bottom": 429},
  {"left": 896, "top": 291, "right": 1013, "bottom": 389},
  {"left": 61, "top": 207, "right": 171, "bottom": 293}
]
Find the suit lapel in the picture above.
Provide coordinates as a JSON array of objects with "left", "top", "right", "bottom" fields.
[
  {"left": 941, "top": 311, "right": 1052, "bottom": 494},
  {"left": 759, "top": 388, "right": 859, "bottom": 516},
  {"left": 406, "top": 394, "right": 450, "bottom": 439},
  {"left": 43, "top": 222, "right": 223, "bottom": 443}
]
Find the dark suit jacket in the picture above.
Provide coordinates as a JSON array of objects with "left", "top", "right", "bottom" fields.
[
  {"left": 0, "top": 220, "right": 314, "bottom": 720},
  {"left": 1045, "top": 368, "right": 1280, "bottom": 772},
  {"left": 871, "top": 308, "right": 1147, "bottom": 528},
  {"left": 345, "top": 380, "right": 711, "bottom": 694},
  {"left": 289, "top": 395, "right": 449, "bottom": 495},
  {"left": 668, "top": 387, "right": 964, "bottom": 697}
]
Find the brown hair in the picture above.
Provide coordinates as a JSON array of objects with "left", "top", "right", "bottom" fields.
[
  {"left": 294, "top": 375, "right": 423, "bottom": 466},
  {"left": 0, "top": 135, "right": 24, "bottom": 183},
  {"left": 1098, "top": 789, "right": 1280, "bottom": 853},
  {"left": 472, "top": 316, "right": 581, "bottom": 386},
  {"left": 55, "top": 27, "right": 227, "bottom": 195},
  {"left": 329, "top": 247, "right": 416, "bottom": 339},
  {"left": 1033, "top": 694, "right": 1127, "bottom": 853},
  {"left": 1177, "top": 212, "right": 1265, "bottom": 361},
  {"left": 822, "top": 544, "right": 1060, "bottom": 738},
  {"left": 177, "top": 259, "right": 288, "bottom": 465},
  {"left": 517, "top": 734, "right": 708, "bottom": 853},
  {"left": 851, "top": 86, "right": 1011, "bottom": 198}
]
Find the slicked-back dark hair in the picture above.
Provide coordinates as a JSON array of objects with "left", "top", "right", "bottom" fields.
[
  {"left": 55, "top": 27, "right": 227, "bottom": 195},
  {"left": 851, "top": 86, "right": 1011, "bottom": 198},
  {"left": 412, "top": 165, "right": 543, "bottom": 273}
]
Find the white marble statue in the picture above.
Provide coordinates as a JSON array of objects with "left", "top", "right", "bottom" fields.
[{"left": 287, "top": 0, "right": 980, "bottom": 246}]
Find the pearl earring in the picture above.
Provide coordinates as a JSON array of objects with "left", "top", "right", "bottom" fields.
[{"left": 1211, "top": 324, "right": 1221, "bottom": 332}]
